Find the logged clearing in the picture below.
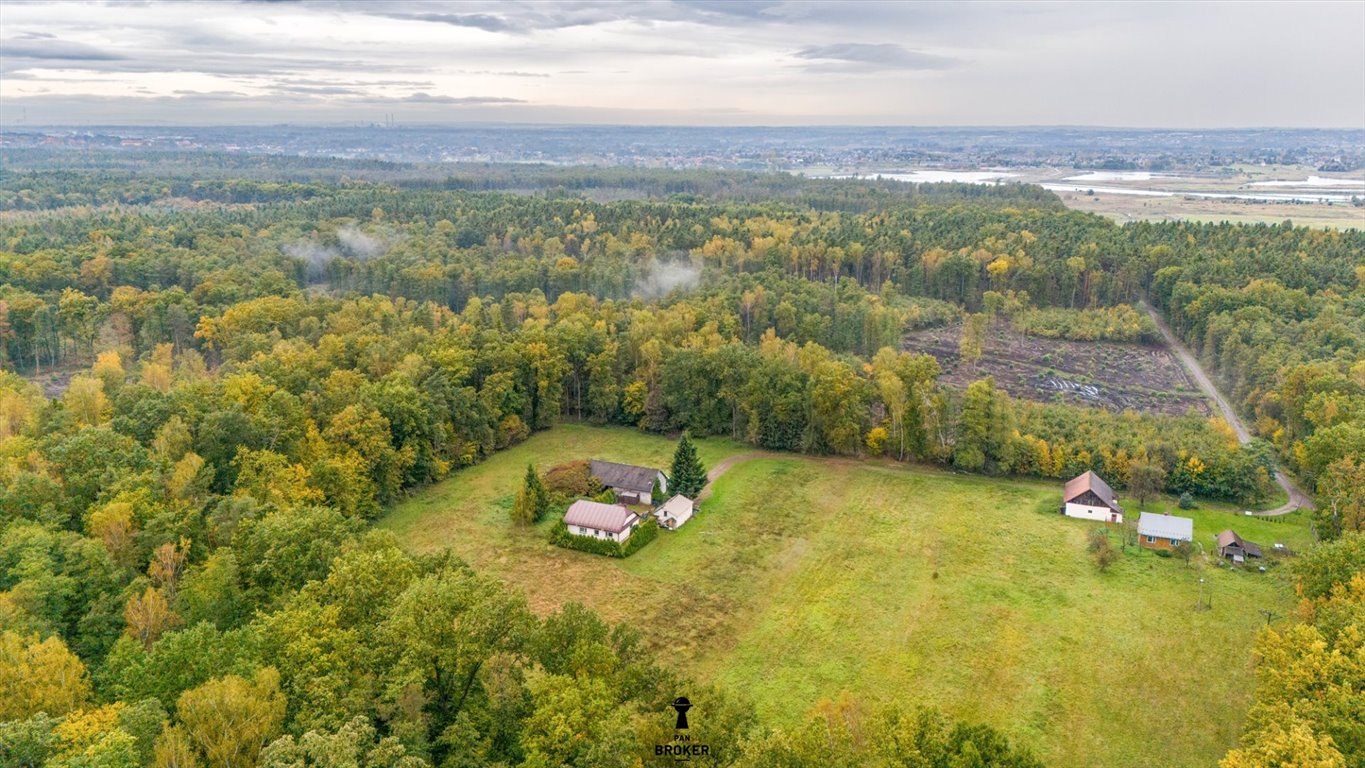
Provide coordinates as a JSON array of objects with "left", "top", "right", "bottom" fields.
[
  {"left": 903, "top": 323, "right": 1209, "bottom": 417},
  {"left": 380, "top": 424, "right": 1315, "bottom": 768}
]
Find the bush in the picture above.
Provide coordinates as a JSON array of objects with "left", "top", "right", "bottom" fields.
[
  {"left": 549, "top": 518, "right": 658, "bottom": 558},
  {"left": 543, "top": 460, "right": 598, "bottom": 496},
  {"left": 1178, "top": 492, "right": 1195, "bottom": 510}
]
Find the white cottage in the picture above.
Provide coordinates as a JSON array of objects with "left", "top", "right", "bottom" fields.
[
  {"left": 564, "top": 499, "right": 640, "bottom": 544},
  {"left": 654, "top": 495, "right": 695, "bottom": 530},
  {"left": 1061, "top": 471, "right": 1124, "bottom": 523}
]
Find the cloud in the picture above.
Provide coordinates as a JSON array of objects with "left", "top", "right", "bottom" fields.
[
  {"left": 382, "top": 12, "right": 512, "bottom": 33},
  {"left": 398, "top": 92, "right": 525, "bottom": 104},
  {"left": 1, "top": 37, "right": 125, "bottom": 61},
  {"left": 792, "top": 43, "right": 958, "bottom": 72}
]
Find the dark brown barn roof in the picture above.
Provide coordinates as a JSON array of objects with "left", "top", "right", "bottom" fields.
[
  {"left": 590, "top": 460, "right": 661, "bottom": 493},
  {"left": 1063, "top": 471, "right": 1120, "bottom": 511},
  {"left": 1216, "top": 529, "right": 1263, "bottom": 558}
]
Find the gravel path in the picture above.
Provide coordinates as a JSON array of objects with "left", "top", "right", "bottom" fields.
[{"left": 1140, "top": 301, "right": 1313, "bottom": 516}]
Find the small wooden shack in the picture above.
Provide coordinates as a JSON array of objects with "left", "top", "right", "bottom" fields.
[{"left": 1216, "top": 530, "right": 1262, "bottom": 562}]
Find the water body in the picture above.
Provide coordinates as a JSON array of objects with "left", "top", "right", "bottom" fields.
[
  {"left": 1064, "top": 171, "right": 1167, "bottom": 182},
  {"left": 1247, "top": 175, "right": 1365, "bottom": 189},
  {"left": 1042, "top": 183, "right": 1359, "bottom": 203},
  {"left": 835, "top": 169, "right": 1361, "bottom": 204}
]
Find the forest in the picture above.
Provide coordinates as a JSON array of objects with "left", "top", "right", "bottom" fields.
[{"left": 1, "top": 159, "right": 1361, "bottom": 766}]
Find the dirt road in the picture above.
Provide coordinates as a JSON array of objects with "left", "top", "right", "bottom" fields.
[
  {"left": 695, "top": 451, "right": 781, "bottom": 502},
  {"left": 1140, "top": 301, "right": 1313, "bottom": 516}
]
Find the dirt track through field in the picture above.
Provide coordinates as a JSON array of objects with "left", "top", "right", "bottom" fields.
[
  {"left": 696, "top": 451, "right": 782, "bottom": 502},
  {"left": 1140, "top": 301, "right": 1313, "bottom": 516}
]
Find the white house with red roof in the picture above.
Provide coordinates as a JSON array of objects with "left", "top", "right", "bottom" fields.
[{"left": 563, "top": 499, "right": 640, "bottom": 544}]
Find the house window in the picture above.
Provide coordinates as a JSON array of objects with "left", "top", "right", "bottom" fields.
[
  {"left": 1171, "top": 538, "right": 1181, "bottom": 546},
  {"left": 1145, "top": 535, "right": 1156, "bottom": 543}
]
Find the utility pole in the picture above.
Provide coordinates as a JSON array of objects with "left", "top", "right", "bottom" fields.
[{"left": 1259, "top": 609, "right": 1279, "bottom": 626}]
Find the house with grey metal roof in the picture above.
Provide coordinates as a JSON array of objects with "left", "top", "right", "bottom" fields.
[
  {"left": 589, "top": 459, "right": 667, "bottom": 505},
  {"left": 1137, "top": 512, "right": 1194, "bottom": 551}
]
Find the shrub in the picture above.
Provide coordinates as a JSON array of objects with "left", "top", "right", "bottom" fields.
[
  {"left": 1178, "top": 492, "right": 1195, "bottom": 510},
  {"left": 543, "top": 460, "right": 597, "bottom": 496},
  {"left": 549, "top": 518, "right": 658, "bottom": 558}
]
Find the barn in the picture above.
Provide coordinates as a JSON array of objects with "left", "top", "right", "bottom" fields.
[
  {"left": 1061, "top": 471, "right": 1124, "bottom": 523},
  {"left": 590, "top": 459, "right": 668, "bottom": 505},
  {"left": 1216, "top": 530, "right": 1263, "bottom": 562},
  {"left": 1138, "top": 512, "right": 1194, "bottom": 551},
  {"left": 563, "top": 499, "right": 640, "bottom": 544}
]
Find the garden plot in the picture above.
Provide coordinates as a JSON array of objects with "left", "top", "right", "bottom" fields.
[{"left": 903, "top": 323, "right": 1209, "bottom": 417}]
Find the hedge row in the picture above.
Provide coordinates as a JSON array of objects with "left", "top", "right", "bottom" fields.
[{"left": 549, "top": 518, "right": 659, "bottom": 558}]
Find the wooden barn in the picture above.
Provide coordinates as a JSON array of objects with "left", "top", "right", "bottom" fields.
[
  {"left": 590, "top": 459, "right": 668, "bottom": 505},
  {"left": 1062, "top": 471, "right": 1124, "bottom": 523},
  {"left": 1216, "top": 530, "right": 1263, "bottom": 562}
]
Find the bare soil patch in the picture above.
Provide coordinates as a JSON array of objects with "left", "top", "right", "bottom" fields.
[{"left": 903, "top": 322, "right": 1209, "bottom": 417}]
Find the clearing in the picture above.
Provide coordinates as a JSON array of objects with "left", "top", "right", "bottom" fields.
[
  {"left": 903, "top": 322, "right": 1209, "bottom": 417},
  {"left": 380, "top": 424, "right": 1314, "bottom": 768}
]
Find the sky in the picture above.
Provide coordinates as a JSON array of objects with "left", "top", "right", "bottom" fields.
[{"left": 1, "top": 0, "right": 1363, "bottom": 127}]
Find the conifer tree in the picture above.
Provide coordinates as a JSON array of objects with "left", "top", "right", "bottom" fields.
[
  {"left": 511, "top": 463, "right": 550, "bottom": 525},
  {"left": 669, "top": 433, "right": 707, "bottom": 498}
]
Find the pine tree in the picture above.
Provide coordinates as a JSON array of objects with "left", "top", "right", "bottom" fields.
[{"left": 669, "top": 433, "right": 707, "bottom": 498}]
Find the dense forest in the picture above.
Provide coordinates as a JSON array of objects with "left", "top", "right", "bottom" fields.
[{"left": 1, "top": 159, "right": 1361, "bottom": 766}]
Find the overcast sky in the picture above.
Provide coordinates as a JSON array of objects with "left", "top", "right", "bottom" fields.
[{"left": 2, "top": 0, "right": 1363, "bottom": 127}]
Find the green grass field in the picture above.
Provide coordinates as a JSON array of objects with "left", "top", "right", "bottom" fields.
[{"left": 379, "top": 424, "right": 1315, "bottom": 768}]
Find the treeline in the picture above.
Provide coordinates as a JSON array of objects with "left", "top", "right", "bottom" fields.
[
  {"left": 1136, "top": 221, "right": 1365, "bottom": 532},
  {"left": 1221, "top": 533, "right": 1365, "bottom": 767}
]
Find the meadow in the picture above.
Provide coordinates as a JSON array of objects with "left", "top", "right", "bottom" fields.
[{"left": 380, "top": 424, "right": 1316, "bottom": 768}]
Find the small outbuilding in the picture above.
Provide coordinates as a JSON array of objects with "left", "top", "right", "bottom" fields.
[
  {"left": 1216, "top": 529, "right": 1262, "bottom": 562},
  {"left": 563, "top": 499, "right": 640, "bottom": 544},
  {"left": 654, "top": 495, "right": 695, "bottom": 530},
  {"left": 1062, "top": 471, "right": 1124, "bottom": 523},
  {"left": 1138, "top": 512, "right": 1194, "bottom": 550},
  {"left": 590, "top": 459, "right": 668, "bottom": 505}
]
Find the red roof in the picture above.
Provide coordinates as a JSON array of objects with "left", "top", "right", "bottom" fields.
[
  {"left": 564, "top": 500, "right": 638, "bottom": 534},
  {"left": 1063, "top": 471, "right": 1121, "bottom": 512}
]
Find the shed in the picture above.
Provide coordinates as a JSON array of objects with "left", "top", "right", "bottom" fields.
[
  {"left": 564, "top": 499, "right": 640, "bottom": 544},
  {"left": 1062, "top": 471, "right": 1124, "bottom": 523},
  {"left": 1216, "top": 529, "right": 1262, "bottom": 562},
  {"left": 654, "top": 495, "right": 695, "bottom": 530}
]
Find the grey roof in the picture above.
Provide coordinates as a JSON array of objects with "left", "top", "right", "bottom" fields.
[
  {"left": 657, "top": 495, "right": 693, "bottom": 517},
  {"left": 590, "top": 459, "right": 662, "bottom": 493},
  {"left": 564, "top": 500, "right": 638, "bottom": 534},
  {"left": 1138, "top": 512, "right": 1194, "bottom": 541}
]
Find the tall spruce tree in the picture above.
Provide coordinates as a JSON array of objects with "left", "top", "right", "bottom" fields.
[
  {"left": 669, "top": 433, "right": 707, "bottom": 498},
  {"left": 511, "top": 463, "right": 550, "bottom": 525}
]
